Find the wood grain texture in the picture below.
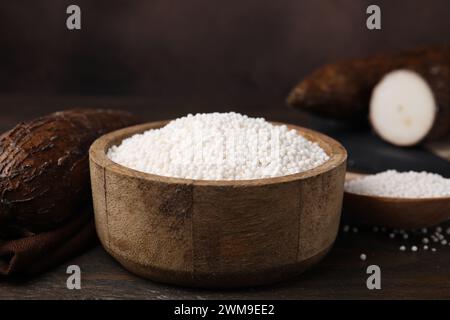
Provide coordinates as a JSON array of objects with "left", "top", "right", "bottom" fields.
[
  {"left": 89, "top": 121, "right": 347, "bottom": 287},
  {"left": 2, "top": 230, "right": 450, "bottom": 300},
  {"left": 344, "top": 173, "right": 450, "bottom": 229},
  {"left": 344, "top": 192, "right": 450, "bottom": 229}
]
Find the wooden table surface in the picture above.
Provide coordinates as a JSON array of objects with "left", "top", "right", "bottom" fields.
[
  {"left": 0, "top": 95, "right": 449, "bottom": 299},
  {"left": 2, "top": 225, "right": 450, "bottom": 299}
]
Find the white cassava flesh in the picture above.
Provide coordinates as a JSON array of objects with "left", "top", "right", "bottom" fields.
[{"left": 369, "top": 70, "right": 436, "bottom": 146}]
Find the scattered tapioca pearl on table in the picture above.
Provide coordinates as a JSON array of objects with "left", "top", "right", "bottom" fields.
[{"left": 340, "top": 223, "right": 450, "bottom": 257}]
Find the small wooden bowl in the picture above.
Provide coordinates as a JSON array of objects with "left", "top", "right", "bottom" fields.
[
  {"left": 89, "top": 121, "right": 347, "bottom": 288},
  {"left": 344, "top": 172, "right": 450, "bottom": 229}
]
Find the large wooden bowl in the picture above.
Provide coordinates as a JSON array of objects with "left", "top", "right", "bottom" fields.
[{"left": 89, "top": 121, "right": 347, "bottom": 288}]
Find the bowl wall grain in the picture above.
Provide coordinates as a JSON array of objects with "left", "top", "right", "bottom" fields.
[{"left": 89, "top": 121, "right": 347, "bottom": 288}]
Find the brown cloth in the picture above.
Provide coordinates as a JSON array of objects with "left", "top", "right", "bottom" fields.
[{"left": 0, "top": 208, "right": 97, "bottom": 277}]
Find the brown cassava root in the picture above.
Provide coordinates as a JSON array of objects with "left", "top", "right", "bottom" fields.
[
  {"left": 0, "top": 109, "right": 137, "bottom": 238},
  {"left": 287, "top": 45, "right": 450, "bottom": 123}
]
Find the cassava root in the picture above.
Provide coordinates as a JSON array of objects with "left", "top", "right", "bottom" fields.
[
  {"left": 287, "top": 45, "right": 450, "bottom": 123},
  {"left": 0, "top": 109, "right": 138, "bottom": 238},
  {"left": 370, "top": 67, "right": 450, "bottom": 146}
]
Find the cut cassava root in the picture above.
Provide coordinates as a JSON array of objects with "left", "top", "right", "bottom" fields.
[
  {"left": 0, "top": 109, "right": 137, "bottom": 238},
  {"left": 370, "top": 56, "right": 450, "bottom": 146},
  {"left": 370, "top": 70, "right": 436, "bottom": 146},
  {"left": 287, "top": 45, "right": 450, "bottom": 122}
]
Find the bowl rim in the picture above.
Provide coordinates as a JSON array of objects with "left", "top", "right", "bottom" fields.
[
  {"left": 89, "top": 120, "right": 347, "bottom": 186},
  {"left": 344, "top": 190, "right": 450, "bottom": 203}
]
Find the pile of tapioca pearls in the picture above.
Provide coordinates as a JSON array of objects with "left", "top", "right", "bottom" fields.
[{"left": 341, "top": 224, "right": 450, "bottom": 261}]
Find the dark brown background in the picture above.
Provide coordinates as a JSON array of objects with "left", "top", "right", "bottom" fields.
[{"left": 1, "top": 0, "right": 450, "bottom": 102}]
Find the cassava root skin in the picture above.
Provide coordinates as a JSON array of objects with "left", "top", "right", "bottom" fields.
[
  {"left": 0, "top": 109, "right": 138, "bottom": 238},
  {"left": 287, "top": 45, "right": 450, "bottom": 122}
]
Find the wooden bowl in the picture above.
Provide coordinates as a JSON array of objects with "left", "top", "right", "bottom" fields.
[
  {"left": 344, "top": 172, "right": 450, "bottom": 229},
  {"left": 89, "top": 121, "right": 347, "bottom": 288}
]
